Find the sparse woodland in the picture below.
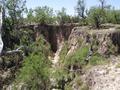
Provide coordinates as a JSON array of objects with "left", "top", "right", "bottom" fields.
[{"left": 1, "top": 0, "right": 120, "bottom": 90}]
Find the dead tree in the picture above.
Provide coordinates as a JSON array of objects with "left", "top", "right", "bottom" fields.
[{"left": 0, "top": 4, "right": 3, "bottom": 54}]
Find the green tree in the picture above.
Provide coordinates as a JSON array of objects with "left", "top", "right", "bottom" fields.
[
  {"left": 87, "top": 7, "right": 106, "bottom": 28},
  {"left": 57, "top": 7, "right": 71, "bottom": 25},
  {"left": 105, "top": 9, "right": 116, "bottom": 23},
  {"left": 113, "top": 10, "right": 120, "bottom": 24},
  {"left": 2, "top": 0, "right": 26, "bottom": 50},
  {"left": 26, "top": 8, "right": 35, "bottom": 24},
  {"left": 15, "top": 36, "right": 51, "bottom": 90},
  {"left": 87, "top": 0, "right": 113, "bottom": 28},
  {"left": 34, "top": 6, "right": 54, "bottom": 24},
  {"left": 6, "top": 0, "right": 26, "bottom": 28},
  {"left": 71, "top": 16, "right": 80, "bottom": 23},
  {"left": 64, "top": 46, "right": 89, "bottom": 69}
]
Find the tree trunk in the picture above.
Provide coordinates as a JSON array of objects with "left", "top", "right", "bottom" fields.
[{"left": 0, "top": 7, "right": 3, "bottom": 54}]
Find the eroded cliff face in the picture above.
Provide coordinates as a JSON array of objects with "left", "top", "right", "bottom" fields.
[
  {"left": 67, "top": 27, "right": 120, "bottom": 56},
  {"left": 20, "top": 24, "right": 74, "bottom": 52},
  {"left": 2, "top": 24, "right": 120, "bottom": 90},
  {"left": 0, "top": 24, "right": 75, "bottom": 89},
  {"left": 20, "top": 24, "right": 120, "bottom": 56},
  {"left": 64, "top": 26, "right": 120, "bottom": 90}
]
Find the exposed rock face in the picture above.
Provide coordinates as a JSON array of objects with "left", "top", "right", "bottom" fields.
[
  {"left": 85, "top": 56, "right": 120, "bottom": 90},
  {"left": 111, "top": 31, "right": 120, "bottom": 53},
  {"left": 65, "top": 26, "right": 120, "bottom": 90},
  {"left": 67, "top": 26, "right": 89, "bottom": 55},
  {"left": 67, "top": 27, "right": 120, "bottom": 56},
  {"left": 20, "top": 24, "right": 75, "bottom": 52}
]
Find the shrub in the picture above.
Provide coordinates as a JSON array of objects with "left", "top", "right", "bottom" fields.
[
  {"left": 87, "top": 7, "right": 106, "bottom": 28},
  {"left": 64, "top": 46, "right": 89, "bottom": 68},
  {"left": 17, "top": 54, "right": 51, "bottom": 89},
  {"left": 34, "top": 6, "right": 54, "bottom": 24},
  {"left": 65, "top": 76, "right": 89, "bottom": 90},
  {"left": 89, "top": 53, "right": 106, "bottom": 66},
  {"left": 15, "top": 36, "right": 51, "bottom": 90},
  {"left": 78, "top": 18, "right": 88, "bottom": 26},
  {"left": 56, "top": 8, "right": 71, "bottom": 25},
  {"left": 59, "top": 42, "right": 69, "bottom": 63},
  {"left": 106, "top": 10, "right": 120, "bottom": 24}
]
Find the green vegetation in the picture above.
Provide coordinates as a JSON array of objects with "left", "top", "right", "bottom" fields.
[
  {"left": 16, "top": 54, "right": 50, "bottom": 89},
  {"left": 60, "top": 44, "right": 107, "bottom": 70},
  {"left": 57, "top": 44, "right": 107, "bottom": 90},
  {"left": 64, "top": 77, "right": 89, "bottom": 90},
  {"left": 34, "top": 6, "right": 54, "bottom": 24},
  {"left": 64, "top": 46, "right": 89, "bottom": 68},
  {"left": 15, "top": 37, "right": 51, "bottom": 90},
  {"left": 26, "top": 6, "right": 55, "bottom": 24},
  {"left": 24, "top": 0, "right": 120, "bottom": 26},
  {"left": 57, "top": 7, "right": 71, "bottom": 25},
  {"left": 1, "top": 0, "right": 120, "bottom": 89},
  {"left": 87, "top": 7, "right": 106, "bottom": 28},
  {"left": 59, "top": 42, "right": 69, "bottom": 63},
  {"left": 106, "top": 9, "right": 120, "bottom": 24},
  {"left": 3, "top": 0, "right": 120, "bottom": 30},
  {"left": 2, "top": 0, "right": 26, "bottom": 50},
  {"left": 89, "top": 53, "right": 106, "bottom": 66}
]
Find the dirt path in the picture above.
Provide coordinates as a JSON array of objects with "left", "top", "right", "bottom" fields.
[
  {"left": 50, "top": 42, "right": 64, "bottom": 90},
  {"left": 52, "top": 42, "right": 64, "bottom": 67}
]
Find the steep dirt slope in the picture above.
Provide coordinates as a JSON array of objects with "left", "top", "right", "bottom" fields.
[
  {"left": 63, "top": 26, "right": 120, "bottom": 90},
  {"left": 67, "top": 26, "right": 120, "bottom": 56}
]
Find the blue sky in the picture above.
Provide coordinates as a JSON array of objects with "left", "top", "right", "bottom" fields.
[{"left": 26, "top": 0, "right": 120, "bottom": 15}]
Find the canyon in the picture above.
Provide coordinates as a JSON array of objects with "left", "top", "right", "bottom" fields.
[{"left": 1, "top": 24, "right": 120, "bottom": 90}]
